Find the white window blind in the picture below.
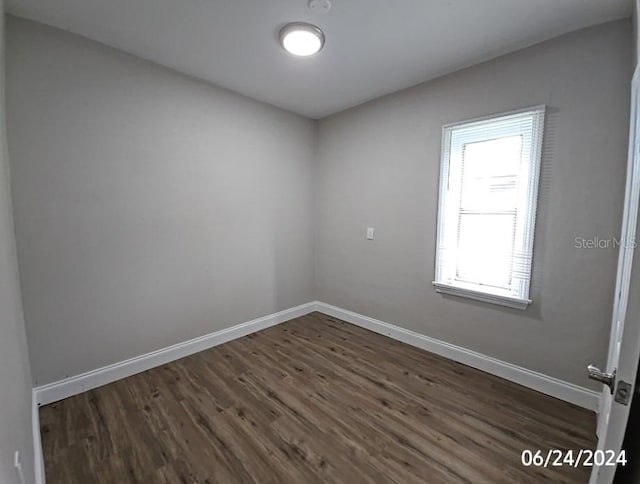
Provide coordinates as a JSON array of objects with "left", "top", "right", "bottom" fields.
[{"left": 433, "top": 106, "right": 545, "bottom": 309}]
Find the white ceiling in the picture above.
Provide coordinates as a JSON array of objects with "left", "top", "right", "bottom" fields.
[{"left": 7, "top": 0, "right": 632, "bottom": 119}]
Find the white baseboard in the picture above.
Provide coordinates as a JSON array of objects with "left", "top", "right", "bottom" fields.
[
  {"left": 32, "top": 390, "right": 45, "bottom": 484},
  {"left": 33, "top": 299, "right": 599, "bottom": 413},
  {"left": 315, "top": 301, "right": 600, "bottom": 411},
  {"left": 34, "top": 302, "right": 318, "bottom": 406}
]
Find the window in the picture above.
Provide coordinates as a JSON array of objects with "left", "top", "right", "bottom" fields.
[{"left": 433, "top": 106, "right": 545, "bottom": 309}]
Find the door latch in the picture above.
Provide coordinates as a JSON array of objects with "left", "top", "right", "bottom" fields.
[
  {"left": 615, "top": 380, "right": 632, "bottom": 405},
  {"left": 587, "top": 365, "right": 616, "bottom": 394}
]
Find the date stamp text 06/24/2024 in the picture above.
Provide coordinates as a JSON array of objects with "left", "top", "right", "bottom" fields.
[{"left": 521, "top": 449, "right": 627, "bottom": 468}]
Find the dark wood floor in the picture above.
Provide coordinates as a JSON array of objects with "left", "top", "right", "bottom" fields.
[{"left": 40, "top": 312, "right": 596, "bottom": 483}]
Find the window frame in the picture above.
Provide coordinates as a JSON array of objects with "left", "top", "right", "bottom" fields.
[{"left": 433, "top": 106, "right": 545, "bottom": 310}]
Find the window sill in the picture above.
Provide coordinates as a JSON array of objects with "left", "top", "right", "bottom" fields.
[{"left": 432, "top": 282, "right": 531, "bottom": 310}]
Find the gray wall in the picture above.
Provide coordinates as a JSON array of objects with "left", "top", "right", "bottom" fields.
[
  {"left": 314, "top": 19, "right": 632, "bottom": 388},
  {"left": 634, "top": 0, "right": 639, "bottom": 67},
  {"left": 6, "top": 16, "right": 315, "bottom": 385},
  {"left": 6, "top": 15, "right": 632, "bottom": 392},
  {"left": 0, "top": 5, "right": 35, "bottom": 484}
]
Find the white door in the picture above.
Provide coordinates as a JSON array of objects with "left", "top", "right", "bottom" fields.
[{"left": 589, "top": 66, "right": 640, "bottom": 484}]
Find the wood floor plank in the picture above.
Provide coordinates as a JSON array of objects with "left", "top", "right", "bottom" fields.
[{"left": 40, "top": 312, "right": 597, "bottom": 483}]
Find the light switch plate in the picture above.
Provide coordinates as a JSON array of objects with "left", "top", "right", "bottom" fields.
[{"left": 366, "top": 227, "right": 375, "bottom": 240}]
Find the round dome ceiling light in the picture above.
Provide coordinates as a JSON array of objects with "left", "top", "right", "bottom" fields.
[{"left": 279, "top": 22, "right": 325, "bottom": 57}]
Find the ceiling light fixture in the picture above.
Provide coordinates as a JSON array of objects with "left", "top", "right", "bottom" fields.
[{"left": 279, "top": 22, "right": 325, "bottom": 57}]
